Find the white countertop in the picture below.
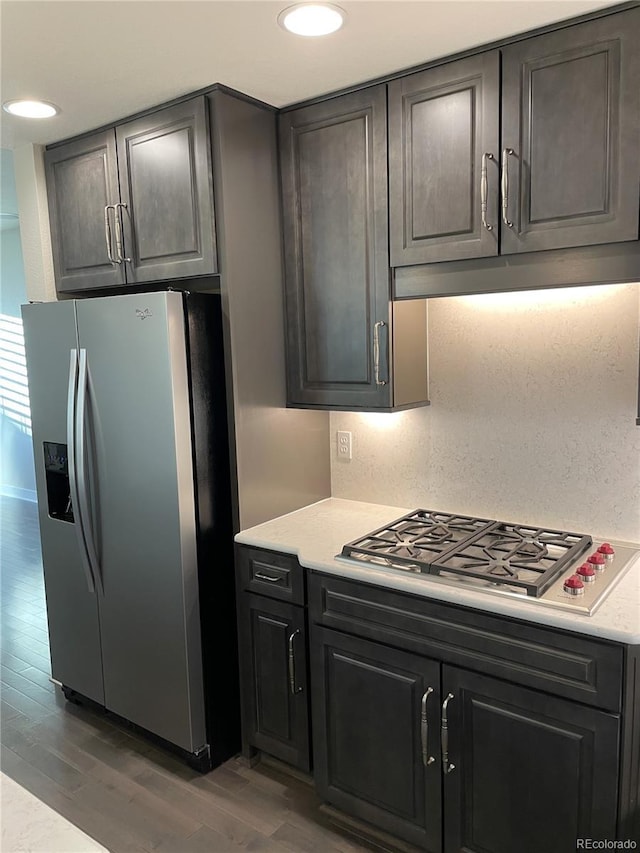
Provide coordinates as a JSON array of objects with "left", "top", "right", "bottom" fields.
[{"left": 235, "top": 498, "right": 640, "bottom": 644}]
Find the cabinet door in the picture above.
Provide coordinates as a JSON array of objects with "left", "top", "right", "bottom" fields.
[
  {"left": 501, "top": 8, "right": 640, "bottom": 254},
  {"left": 442, "top": 666, "right": 619, "bottom": 853},
  {"left": 389, "top": 52, "right": 500, "bottom": 265},
  {"left": 116, "top": 97, "right": 218, "bottom": 283},
  {"left": 45, "top": 130, "right": 125, "bottom": 292},
  {"left": 279, "top": 86, "right": 392, "bottom": 409},
  {"left": 312, "top": 627, "right": 441, "bottom": 851},
  {"left": 238, "top": 593, "right": 310, "bottom": 771}
]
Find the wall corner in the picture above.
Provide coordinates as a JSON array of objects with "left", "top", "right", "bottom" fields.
[{"left": 13, "top": 143, "right": 56, "bottom": 303}]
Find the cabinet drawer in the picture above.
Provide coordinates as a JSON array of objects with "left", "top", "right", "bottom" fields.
[
  {"left": 309, "top": 573, "right": 623, "bottom": 712},
  {"left": 237, "top": 546, "right": 305, "bottom": 604}
]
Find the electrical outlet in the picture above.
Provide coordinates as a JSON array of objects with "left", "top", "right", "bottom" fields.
[{"left": 337, "top": 430, "right": 352, "bottom": 461}]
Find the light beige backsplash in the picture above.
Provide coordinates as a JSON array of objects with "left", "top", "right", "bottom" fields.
[{"left": 331, "top": 283, "right": 640, "bottom": 542}]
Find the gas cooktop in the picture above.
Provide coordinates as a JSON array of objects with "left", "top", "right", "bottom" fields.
[{"left": 337, "top": 509, "right": 639, "bottom": 615}]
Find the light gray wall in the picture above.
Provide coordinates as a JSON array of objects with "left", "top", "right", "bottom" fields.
[
  {"left": 331, "top": 283, "right": 640, "bottom": 542},
  {"left": 1, "top": 226, "right": 26, "bottom": 315},
  {"left": 13, "top": 143, "right": 56, "bottom": 303},
  {"left": 1, "top": 148, "right": 36, "bottom": 499},
  {"left": 210, "top": 91, "right": 330, "bottom": 531}
]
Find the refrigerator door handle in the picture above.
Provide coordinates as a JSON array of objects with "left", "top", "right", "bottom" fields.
[
  {"left": 75, "top": 349, "right": 102, "bottom": 591},
  {"left": 67, "top": 349, "right": 95, "bottom": 594}
]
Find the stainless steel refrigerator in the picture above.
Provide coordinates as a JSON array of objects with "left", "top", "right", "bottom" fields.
[{"left": 22, "top": 290, "right": 239, "bottom": 770}]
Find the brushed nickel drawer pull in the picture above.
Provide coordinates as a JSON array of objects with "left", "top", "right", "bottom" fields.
[
  {"left": 103, "top": 205, "right": 120, "bottom": 264},
  {"left": 114, "top": 202, "right": 132, "bottom": 262},
  {"left": 288, "top": 629, "right": 302, "bottom": 694},
  {"left": 501, "top": 148, "right": 515, "bottom": 228},
  {"left": 441, "top": 692, "right": 456, "bottom": 775},
  {"left": 374, "top": 321, "right": 387, "bottom": 386},
  {"left": 421, "top": 687, "right": 435, "bottom": 766},
  {"left": 254, "top": 571, "right": 282, "bottom": 583},
  {"left": 481, "top": 152, "right": 495, "bottom": 231}
]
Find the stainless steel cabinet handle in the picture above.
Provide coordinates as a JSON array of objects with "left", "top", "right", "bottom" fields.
[
  {"left": 373, "top": 321, "right": 387, "bottom": 386},
  {"left": 501, "top": 148, "right": 514, "bottom": 228},
  {"left": 103, "top": 205, "right": 120, "bottom": 264},
  {"left": 288, "top": 629, "right": 303, "bottom": 695},
  {"left": 76, "top": 349, "right": 102, "bottom": 592},
  {"left": 254, "top": 571, "right": 281, "bottom": 583},
  {"left": 421, "top": 687, "right": 435, "bottom": 766},
  {"left": 441, "top": 692, "right": 456, "bottom": 775},
  {"left": 114, "top": 203, "right": 131, "bottom": 263},
  {"left": 481, "top": 153, "right": 494, "bottom": 231},
  {"left": 67, "top": 350, "right": 95, "bottom": 594}
]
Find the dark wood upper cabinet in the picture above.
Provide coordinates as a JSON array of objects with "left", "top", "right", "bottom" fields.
[
  {"left": 115, "top": 99, "right": 217, "bottom": 284},
  {"left": 501, "top": 8, "right": 640, "bottom": 254},
  {"left": 45, "top": 97, "right": 217, "bottom": 294},
  {"left": 280, "top": 86, "right": 391, "bottom": 409},
  {"left": 279, "top": 86, "right": 429, "bottom": 411},
  {"left": 45, "top": 131, "right": 125, "bottom": 292},
  {"left": 389, "top": 8, "right": 640, "bottom": 268},
  {"left": 389, "top": 52, "right": 500, "bottom": 266}
]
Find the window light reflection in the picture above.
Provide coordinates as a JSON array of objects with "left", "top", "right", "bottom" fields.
[{"left": 0, "top": 313, "right": 32, "bottom": 435}]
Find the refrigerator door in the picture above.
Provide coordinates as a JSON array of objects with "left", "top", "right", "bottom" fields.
[
  {"left": 75, "top": 291, "right": 206, "bottom": 753},
  {"left": 21, "top": 301, "right": 105, "bottom": 704}
]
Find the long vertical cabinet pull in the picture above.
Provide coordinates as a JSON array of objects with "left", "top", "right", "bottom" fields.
[
  {"left": 288, "top": 629, "right": 302, "bottom": 695},
  {"left": 480, "top": 153, "right": 495, "bottom": 231},
  {"left": 373, "top": 321, "right": 387, "bottom": 386},
  {"left": 441, "top": 692, "right": 456, "bottom": 775},
  {"left": 75, "top": 349, "right": 102, "bottom": 591},
  {"left": 421, "top": 687, "right": 435, "bottom": 766},
  {"left": 501, "top": 148, "right": 515, "bottom": 228},
  {"left": 103, "top": 205, "right": 120, "bottom": 265},
  {"left": 67, "top": 350, "right": 95, "bottom": 594},
  {"left": 114, "top": 203, "right": 132, "bottom": 263}
]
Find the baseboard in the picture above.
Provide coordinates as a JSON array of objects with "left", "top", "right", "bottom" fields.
[
  {"left": 319, "top": 804, "right": 422, "bottom": 853},
  {"left": 1, "top": 485, "right": 37, "bottom": 503},
  {"left": 259, "top": 753, "right": 314, "bottom": 786}
]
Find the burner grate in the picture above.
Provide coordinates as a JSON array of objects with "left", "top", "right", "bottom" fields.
[
  {"left": 431, "top": 523, "right": 592, "bottom": 596},
  {"left": 341, "top": 511, "right": 593, "bottom": 597},
  {"left": 340, "top": 510, "right": 496, "bottom": 574}
]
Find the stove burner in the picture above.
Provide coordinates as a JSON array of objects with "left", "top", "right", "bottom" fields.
[
  {"left": 340, "top": 510, "right": 497, "bottom": 570},
  {"left": 458, "top": 555, "right": 520, "bottom": 578},
  {"left": 432, "top": 522, "right": 593, "bottom": 596},
  {"left": 366, "top": 519, "right": 475, "bottom": 559},
  {"left": 341, "top": 510, "right": 593, "bottom": 598}
]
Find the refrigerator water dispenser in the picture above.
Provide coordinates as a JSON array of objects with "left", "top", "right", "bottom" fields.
[{"left": 43, "top": 442, "right": 74, "bottom": 523}]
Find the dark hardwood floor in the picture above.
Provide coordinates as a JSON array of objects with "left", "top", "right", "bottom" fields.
[{"left": 0, "top": 496, "right": 378, "bottom": 853}]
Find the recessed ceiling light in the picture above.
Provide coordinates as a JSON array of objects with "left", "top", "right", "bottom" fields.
[
  {"left": 278, "top": 3, "right": 346, "bottom": 37},
  {"left": 2, "top": 99, "right": 60, "bottom": 119}
]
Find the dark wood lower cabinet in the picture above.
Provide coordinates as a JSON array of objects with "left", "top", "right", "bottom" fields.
[
  {"left": 235, "top": 559, "right": 633, "bottom": 852},
  {"left": 237, "top": 593, "right": 310, "bottom": 771},
  {"left": 442, "top": 667, "right": 620, "bottom": 853},
  {"left": 312, "top": 627, "right": 442, "bottom": 851},
  {"left": 311, "top": 625, "right": 621, "bottom": 852}
]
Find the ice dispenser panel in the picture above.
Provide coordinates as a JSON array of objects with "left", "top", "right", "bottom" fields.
[{"left": 43, "top": 442, "right": 74, "bottom": 523}]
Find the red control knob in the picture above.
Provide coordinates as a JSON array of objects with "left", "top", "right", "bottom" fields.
[
  {"left": 563, "top": 575, "right": 585, "bottom": 595},
  {"left": 576, "top": 563, "right": 596, "bottom": 583},
  {"left": 587, "top": 552, "right": 606, "bottom": 571},
  {"left": 598, "top": 543, "right": 615, "bottom": 560}
]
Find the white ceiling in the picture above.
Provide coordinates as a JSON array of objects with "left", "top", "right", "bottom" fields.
[{"left": 0, "top": 0, "right": 620, "bottom": 149}]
